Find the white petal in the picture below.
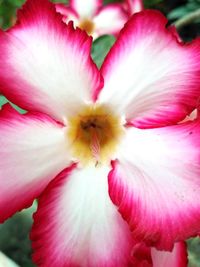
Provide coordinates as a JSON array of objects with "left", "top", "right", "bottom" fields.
[
  {"left": 0, "top": 0, "right": 102, "bottom": 122},
  {"left": 31, "top": 164, "right": 134, "bottom": 267},
  {"left": 70, "top": 0, "right": 102, "bottom": 17}
]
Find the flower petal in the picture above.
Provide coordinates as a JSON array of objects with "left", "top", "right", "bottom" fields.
[
  {"left": 109, "top": 119, "right": 200, "bottom": 250},
  {"left": 0, "top": 104, "right": 70, "bottom": 222},
  {"left": 0, "top": 252, "right": 20, "bottom": 267},
  {"left": 98, "top": 10, "right": 200, "bottom": 128},
  {"left": 93, "top": 4, "right": 128, "bottom": 38},
  {"left": 131, "top": 241, "right": 188, "bottom": 267},
  {"left": 55, "top": 3, "right": 79, "bottom": 22},
  {"left": 131, "top": 242, "right": 152, "bottom": 266},
  {"left": 126, "top": 0, "right": 144, "bottom": 14},
  {"left": 151, "top": 242, "right": 188, "bottom": 267},
  {"left": 31, "top": 164, "right": 134, "bottom": 267},
  {"left": 0, "top": 0, "right": 102, "bottom": 122},
  {"left": 70, "top": 0, "right": 102, "bottom": 17}
]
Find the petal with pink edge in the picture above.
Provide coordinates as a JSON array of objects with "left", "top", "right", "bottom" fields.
[
  {"left": 0, "top": 104, "right": 70, "bottom": 222},
  {"left": 55, "top": 4, "right": 79, "bottom": 23},
  {"left": 151, "top": 241, "right": 188, "bottom": 267},
  {"left": 93, "top": 4, "right": 128, "bottom": 39},
  {"left": 70, "top": 0, "right": 102, "bottom": 18},
  {"left": 131, "top": 241, "right": 187, "bottom": 267},
  {"left": 0, "top": 0, "right": 102, "bottom": 123},
  {"left": 109, "top": 119, "right": 200, "bottom": 250},
  {"left": 31, "top": 164, "right": 134, "bottom": 267},
  {"left": 98, "top": 10, "right": 200, "bottom": 128},
  {"left": 126, "top": 0, "right": 144, "bottom": 15}
]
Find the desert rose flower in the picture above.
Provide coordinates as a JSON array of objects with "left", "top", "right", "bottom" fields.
[
  {"left": 0, "top": 0, "right": 200, "bottom": 266},
  {"left": 55, "top": 0, "right": 128, "bottom": 39}
]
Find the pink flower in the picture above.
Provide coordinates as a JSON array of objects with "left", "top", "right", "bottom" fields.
[
  {"left": 0, "top": 0, "right": 200, "bottom": 266},
  {"left": 55, "top": 0, "right": 128, "bottom": 39}
]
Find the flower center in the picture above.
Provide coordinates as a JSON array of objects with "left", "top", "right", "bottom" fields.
[
  {"left": 79, "top": 18, "right": 95, "bottom": 35},
  {"left": 67, "top": 104, "right": 124, "bottom": 165}
]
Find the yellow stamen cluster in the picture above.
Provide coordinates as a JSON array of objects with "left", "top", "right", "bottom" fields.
[
  {"left": 79, "top": 18, "right": 95, "bottom": 35},
  {"left": 67, "top": 104, "right": 124, "bottom": 165}
]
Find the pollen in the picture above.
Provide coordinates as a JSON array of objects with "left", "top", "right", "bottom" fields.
[
  {"left": 67, "top": 104, "right": 124, "bottom": 165},
  {"left": 79, "top": 18, "right": 95, "bottom": 35}
]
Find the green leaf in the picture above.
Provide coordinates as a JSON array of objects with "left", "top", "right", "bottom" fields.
[
  {"left": 143, "top": 0, "right": 163, "bottom": 8},
  {"left": 0, "top": 95, "right": 8, "bottom": 106},
  {"left": 0, "top": 95, "right": 26, "bottom": 114},
  {"left": 0, "top": 203, "right": 37, "bottom": 267},
  {"left": 187, "top": 237, "right": 200, "bottom": 267},
  {"left": 51, "top": 0, "right": 68, "bottom": 3},
  {"left": 168, "top": 6, "right": 193, "bottom": 20},
  {"left": 92, "top": 35, "right": 115, "bottom": 68}
]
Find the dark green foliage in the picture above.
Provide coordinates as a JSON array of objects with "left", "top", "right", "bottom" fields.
[
  {"left": 0, "top": 204, "right": 37, "bottom": 267},
  {"left": 0, "top": 0, "right": 25, "bottom": 29},
  {"left": 92, "top": 35, "right": 116, "bottom": 68},
  {"left": 188, "top": 238, "right": 200, "bottom": 266}
]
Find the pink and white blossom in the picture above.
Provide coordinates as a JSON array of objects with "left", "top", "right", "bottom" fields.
[
  {"left": 55, "top": 0, "right": 128, "bottom": 39},
  {"left": 0, "top": 0, "right": 200, "bottom": 266}
]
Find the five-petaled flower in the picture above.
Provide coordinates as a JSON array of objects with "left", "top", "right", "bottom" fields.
[
  {"left": 55, "top": 0, "right": 128, "bottom": 39},
  {"left": 0, "top": 0, "right": 200, "bottom": 266}
]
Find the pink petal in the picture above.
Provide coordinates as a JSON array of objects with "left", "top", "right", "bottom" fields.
[
  {"left": 98, "top": 10, "right": 200, "bottom": 128},
  {"left": 131, "top": 242, "right": 152, "bottom": 266},
  {"left": 55, "top": 3, "right": 79, "bottom": 21},
  {"left": 151, "top": 241, "right": 188, "bottom": 267},
  {"left": 108, "top": 118, "right": 200, "bottom": 250},
  {"left": 0, "top": 104, "right": 70, "bottom": 222},
  {"left": 70, "top": 0, "right": 102, "bottom": 17},
  {"left": 31, "top": 165, "right": 134, "bottom": 267},
  {"left": 0, "top": 0, "right": 102, "bottom": 122},
  {"left": 168, "top": 25, "right": 183, "bottom": 43},
  {"left": 180, "top": 108, "right": 198, "bottom": 123},
  {"left": 131, "top": 241, "right": 187, "bottom": 267},
  {"left": 93, "top": 4, "right": 128, "bottom": 38},
  {"left": 126, "top": 0, "right": 144, "bottom": 15}
]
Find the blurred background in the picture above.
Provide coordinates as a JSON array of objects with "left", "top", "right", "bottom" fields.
[{"left": 0, "top": 0, "right": 200, "bottom": 266}]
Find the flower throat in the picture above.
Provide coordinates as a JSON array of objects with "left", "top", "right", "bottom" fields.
[{"left": 67, "top": 104, "right": 124, "bottom": 165}]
